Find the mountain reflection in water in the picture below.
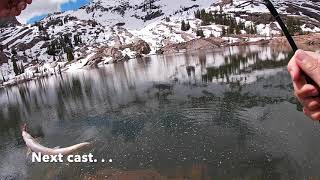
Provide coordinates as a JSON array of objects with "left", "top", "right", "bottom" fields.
[{"left": 0, "top": 45, "right": 320, "bottom": 180}]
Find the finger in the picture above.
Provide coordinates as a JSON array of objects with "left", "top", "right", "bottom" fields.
[
  {"left": 303, "top": 108, "right": 320, "bottom": 121},
  {"left": 303, "top": 98, "right": 320, "bottom": 111},
  {"left": 288, "top": 56, "right": 301, "bottom": 81},
  {"left": 26, "top": 0, "right": 32, "bottom": 4},
  {"left": 295, "top": 50, "right": 320, "bottom": 86},
  {"left": 295, "top": 84, "right": 319, "bottom": 100},
  {"left": 292, "top": 74, "right": 307, "bottom": 92},
  {"left": 305, "top": 51, "right": 320, "bottom": 60},
  {"left": 18, "top": 2, "right": 26, "bottom": 11}
]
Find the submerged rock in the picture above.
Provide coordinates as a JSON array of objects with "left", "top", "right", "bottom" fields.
[{"left": 154, "top": 83, "right": 173, "bottom": 91}]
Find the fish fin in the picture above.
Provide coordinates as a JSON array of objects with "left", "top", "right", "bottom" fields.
[
  {"left": 53, "top": 146, "right": 60, "bottom": 149},
  {"left": 26, "top": 148, "right": 32, "bottom": 157}
]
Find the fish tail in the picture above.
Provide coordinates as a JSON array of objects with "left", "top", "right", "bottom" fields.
[{"left": 53, "top": 142, "right": 90, "bottom": 155}]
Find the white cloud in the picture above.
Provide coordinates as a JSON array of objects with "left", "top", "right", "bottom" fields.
[{"left": 17, "top": 0, "right": 76, "bottom": 24}]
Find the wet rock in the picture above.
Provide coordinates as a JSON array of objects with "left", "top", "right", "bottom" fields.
[
  {"left": 270, "top": 33, "right": 320, "bottom": 51},
  {"left": 270, "top": 22, "right": 280, "bottom": 32},
  {"left": 84, "top": 53, "right": 103, "bottom": 67},
  {"left": 121, "top": 39, "right": 151, "bottom": 55},
  {"left": 84, "top": 47, "right": 130, "bottom": 67},
  {"left": 16, "top": 36, "right": 46, "bottom": 52},
  {"left": 156, "top": 49, "right": 164, "bottom": 55},
  {"left": 104, "top": 47, "right": 124, "bottom": 61},
  {"left": 4, "top": 28, "right": 32, "bottom": 47},
  {"left": 287, "top": 4, "right": 320, "bottom": 22},
  {"left": 131, "top": 40, "right": 151, "bottom": 55},
  {"left": 161, "top": 37, "right": 228, "bottom": 54}
]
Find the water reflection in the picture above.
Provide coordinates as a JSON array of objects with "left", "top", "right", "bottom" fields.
[{"left": 0, "top": 45, "right": 319, "bottom": 179}]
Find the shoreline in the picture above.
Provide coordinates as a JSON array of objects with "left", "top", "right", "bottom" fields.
[
  {"left": 1, "top": 33, "right": 319, "bottom": 89},
  {"left": 159, "top": 33, "right": 320, "bottom": 55}
]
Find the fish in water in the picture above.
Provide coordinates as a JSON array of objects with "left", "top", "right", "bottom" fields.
[{"left": 21, "top": 124, "right": 90, "bottom": 155}]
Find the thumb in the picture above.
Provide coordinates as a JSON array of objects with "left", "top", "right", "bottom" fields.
[{"left": 295, "top": 50, "right": 320, "bottom": 86}]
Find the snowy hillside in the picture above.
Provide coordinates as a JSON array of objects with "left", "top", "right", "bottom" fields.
[
  {"left": 45, "top": 0, "right": 320, "bottom": 29},
  {"left": 0, "top": 0, "right": 320, "bottom": 87},
  {"left": 56, "top": 0, "right": 215, "bottom": 29}
]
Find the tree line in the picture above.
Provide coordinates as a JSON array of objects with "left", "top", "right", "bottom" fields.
[
  {"left": 11, "top": 49, "right": 24, "bottom": 76},
  {"left": 47, "top": 33, "right": 82, "bottom": 62},
  {"left": 192, "top": 9, "right": 258, "bottom": 36}
]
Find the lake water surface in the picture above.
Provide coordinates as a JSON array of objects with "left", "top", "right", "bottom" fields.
[{"left": 1, "top": 45, "right": 320, "bottom": 180}]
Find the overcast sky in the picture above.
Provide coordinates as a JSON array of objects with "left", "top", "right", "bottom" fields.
[{"left": 17, "top": 0, "right": 89, "bottom": 24}]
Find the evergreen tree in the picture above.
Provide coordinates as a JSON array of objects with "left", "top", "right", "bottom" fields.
[
  {"left": 58, "top": 65, "right": 62, "bottom": 75},
  {"left": 11, "top": 56, "right": 20, "bottom": 76},
  {"left": 235, "top": 24, "right": 241, "bottom": 35},
  {"left": 221, "top": 26, "right": 226, "bottom": 36},
  {"left": 47, "top": 43, "right": 56, "bottom": 56},
  {"left": 74, "top": 35, "right": 82, "bottom": 46},
  {"left": 195, "top": 9, "right": 213, "bottom": 24},
  {"left": 287, "top": 17, "right": 302, "bottom": 35},
  {"left": 228, "top": 25, "right": 234, "bottom": 34},
  {"left": 213, "top": 11, "right": 218, "bottom": 22},
  {"left": 200, "top": 9, "right": 206, "bottom": 19},
  {"left": 1, "top": 71, "right": 5, "bottom": 82},
  {"left": 247, "top": 24, "right": 257, "bottom": 34},
  {"left": 208, "top": 11, "right": 213, "bottom": 23},
  {"left": 186, "top": 22, "right": 191, "bottom": 31},
  {"left": 11, "top": 48, "right": 17, "bottom": 55},
  {"left": 181, "top": 20, "right": 187, "bottom": 31},
  {"left": 63, "top": 34, "right": 73, "bottom": 47},
  {"left": 74, "top": 35, "right": 78, "bottom": 46},
  {"left": 67, "top": 48, "right": 74, "bottom": 62},
  {"left": 194, "top": 10, "right": 201, "bottom": 19},
  {"left": 20, "top": 62, "right": 25, "bottom": 74},
  {"left": 196, "top": 29, "right": 205, "bottom": 38}
]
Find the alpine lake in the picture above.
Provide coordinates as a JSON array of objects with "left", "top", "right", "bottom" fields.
[{"left": 1, "top": 45, "right": 320, "bottom": 180}]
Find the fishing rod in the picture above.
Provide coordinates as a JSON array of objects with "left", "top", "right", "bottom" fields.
[
  {"left": 262, "top": 0, "right": 317, "bottom": 86},
  {"left": 263, "top": 0, "right": 320, "bottom": 114},
  {"left": 263, "top": 0, "right": 297, "bottom": 52}
]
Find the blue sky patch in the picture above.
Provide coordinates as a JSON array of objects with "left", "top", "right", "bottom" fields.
[
  {"left": 27, "top": 14, "right": 47, "bottom": 24},
  {"left": 27, "top": 0, "right": 91, "bottom": 24},
  {"left": 61, "top": 0, "right": 91, "bottom": 12}
]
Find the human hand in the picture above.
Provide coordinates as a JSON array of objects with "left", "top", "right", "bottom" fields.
[
  {"left": 288, "top": 50, "right": 320, "bottom": 121},
  {"left": 0, "top": 0, "right": 32, "bottom": 17}
]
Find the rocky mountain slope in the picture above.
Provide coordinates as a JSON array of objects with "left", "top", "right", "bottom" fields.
[
  {"left": 0, "top": 0, "right": 319, "bottom": 86},
  {"left": 49, "top": 0, "right": 320, "bottom": 29}
]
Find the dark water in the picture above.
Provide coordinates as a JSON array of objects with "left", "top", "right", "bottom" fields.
[{"left": 1, "top": 45, "right": 320, "bottom": 180}]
